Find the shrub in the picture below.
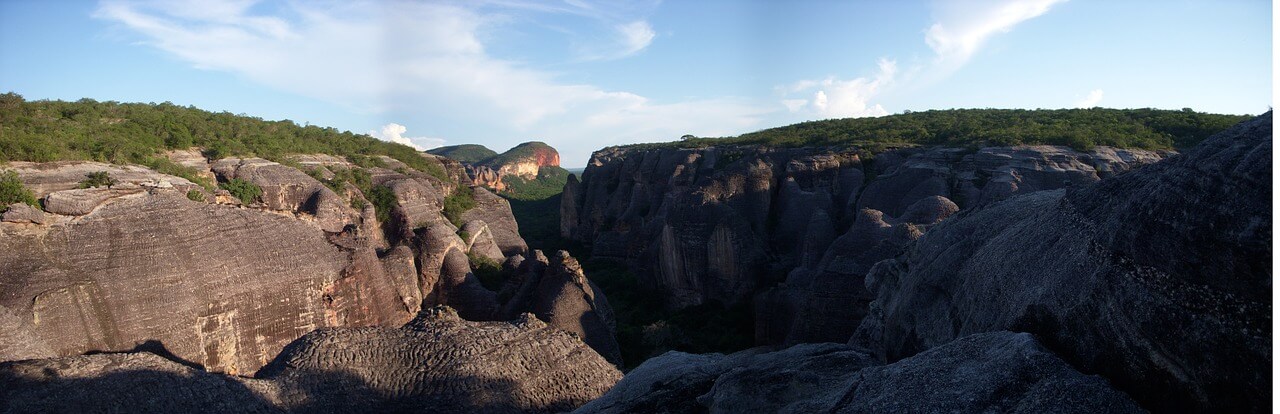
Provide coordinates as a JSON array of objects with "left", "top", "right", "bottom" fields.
[
  {"left": 442, "top": 186, "right": 477, "bottom": 227},
  {"left": 0, "top": 171, "right": 38, "bottom": 207},
  {"left": 219, "top": 178, "right": 262, "bottom": 205},
  {"left": 366, "top": 185, "right": 398, "bottom": 224},
  {"left": 186, "top": 189, "right": 205, "bottom": 202},
  {"left": 468, "top": 252, "right": 505, "bottom": 292},
  {"left": 78, "top": 171, "right": 115, "bottom": 188}
]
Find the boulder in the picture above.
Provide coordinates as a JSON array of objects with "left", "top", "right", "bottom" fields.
[
  {"left": 2, "top": 203, "right": 45, "bottom": 224},
  {"left": 460, "top": 187, "right": 528, "bottom": 255},
  {"left": 210, "top": 157, "right": 355, "bottom": 232},
  {"left": 855, "top": 113, "right": 1271, "bottom": 412}
]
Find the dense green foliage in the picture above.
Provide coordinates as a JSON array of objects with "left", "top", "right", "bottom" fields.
[
  {"left": 502, "top": 166, "right": 569, "bottom": 201},
  {"left": 78, "top": 171, "right": 115, "bottom": 188},
  {"left": 504, "top": 194, "right": 562, "bottom": 250},
  {"left": 623, "top": 108, "right": 1250, "bottom": 152},
  {"left": 219, "top": 178, "right": 262, "bottom": 205},
  {"left": 442, "top": 186, "right": 477, "bottom": 227},
  {"left": 366, "top": 185, "right": 398, "bottom": 224},
  {"left": 186, "top": 189, "right": 205, "bottom": 202},
  {"left": 481, "top": 141, "right": 556, "bottom": 167},
  {"left": 0, "top": 170, "right": 38, "bottom": 207},
  {"left": 427, "top": 144, "right": 498, "bottom": 164},
  {"left": 0, "top": 93, "right": 443, "bottom": 178}
]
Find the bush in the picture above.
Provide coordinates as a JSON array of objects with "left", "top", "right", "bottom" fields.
[
  {"left": 468, "top": 252, "right": 505, "bottom": 292},
  {"left": 442, "top": 186, "right": 477, "bottom": 227},
  {"left": 78, "top": 171, "right": 115, "bottom": 188},
  {"left": 366, "top": 185, "right": 398, "bottom": 224},
  {"left": 0, "top": 171, "right": 38, "bottom": 207},
  {"left": 219, "top": 178, "right": 262, "bottom": 205},
  {"left": 186, "top": 189, "right": 205, "bottom": 202}
]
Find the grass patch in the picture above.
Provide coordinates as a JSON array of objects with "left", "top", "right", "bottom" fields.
[{"left": 443, "top": 186, "right": 476, "bottom": 227}]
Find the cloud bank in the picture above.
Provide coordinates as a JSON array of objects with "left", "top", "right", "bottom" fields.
[
  {"left": 780, "top": 0, "right": 1067, "bottom": 119},
  {"left": 95, "top": 0, "right": 766, "bottom": 166},
  {"left": 368, "top": 123, "right": 445, "bottom": 151},
  {"left": 1075, "top": 89, "right": 1104, "bottom": 108}
]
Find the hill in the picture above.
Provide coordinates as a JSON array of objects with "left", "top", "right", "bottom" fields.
[
  {"left": 624, "top": 108, "right": 1249, "bottom": 152},
  {"left": 0, "top": 93, "right": 449, "bottom": 184},
  {"left": 427, "top": 144, "right": 498, "bottom": 163}
]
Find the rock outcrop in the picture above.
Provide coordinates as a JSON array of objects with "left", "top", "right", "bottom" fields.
[
  {"left": 576, "top": 331, "right": 1141, "bottom": 413},
  {"left": 461, "top": 187, "right": 529, "bottom": 255},
  {"left": 854, "top": 113, "right": 1272, "bottom": 412},
  {"left": 563, "top": 143, "right": 1168, "bottom": 344},
  {"left": 211, "top": 157, "right": 356, "bottom": 232},
  {"left": 497, "top": 251, "right": 622, "bottom": 365},
  {"left": 2, "top": 307, "right": 622, "bottom": 413},
  {"left": 433, "top": 141, "right": 562, "bottom": 194}
]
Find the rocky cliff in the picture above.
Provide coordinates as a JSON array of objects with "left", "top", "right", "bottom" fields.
[
  {"left": 562, "top": 143, "right": 1170, "bottom": 345},
  {"left": 853, "top": 112, "right": 1272, "bottom": 412},
  {"left": 2, "top": 306, "right": 622, "bottom": 413},
  {"left": 436, "top": 141, "right": 563, "bottom": 194},
  {"left": 0, "top": 150, "right": 617, "bottom": 376}
]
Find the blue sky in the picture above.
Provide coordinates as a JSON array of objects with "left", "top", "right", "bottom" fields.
[{"left": 0, "top": 0, "right": 1271, "bottom": 167}]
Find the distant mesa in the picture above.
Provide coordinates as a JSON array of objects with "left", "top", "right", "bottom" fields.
[{"left": 431, "top": 141, "right": 566, "bottom": 199}]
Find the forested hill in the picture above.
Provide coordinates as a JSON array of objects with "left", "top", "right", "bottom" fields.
[
  {"left": 0, "top": 93, "right": 443, "bottom": 178},
  {"left": 626, "top": 108, "right": 1251, "bottom": 152}
]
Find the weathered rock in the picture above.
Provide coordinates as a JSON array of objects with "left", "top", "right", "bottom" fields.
[
  {"left": 2, "top": 307, "right": 622, "bottom": 413},
  {"left": 561, "top": 173, "right": 581, "bottom": 239},
  {"left": 259, "top": 306, "right": 622, "bottom": 413},
  {"left": 497, "top": 251, "right": 622, "bottom": 365},
  {"left": 460, "top": 220, "right": 505, "bottom": 262},
  {"left": 2, "top": 203, "right": 44, "bottom": 224},
  {"left": 42, "top": 186, "right": 145, "bottom": 215},
  {"left": 0, "top": 193, "right": 416, "bottom": 374},
  {"left": 855, "top": 113, "right": 1271, "bottom": 412},
  {"left": 460, "top": 187, "right": 528, "bottom": 255},
  {"left": 566, "top": 144, "right": 1165, "bottom": 317},
  {"left": 580, "top": 331, "right": 1139, "bottom": 414},
  {"left": 4, "top": 161, "right": 201, "bottom": 198},
  {"left": 211, "top": 157, "right": 355, "bottom": 232}
]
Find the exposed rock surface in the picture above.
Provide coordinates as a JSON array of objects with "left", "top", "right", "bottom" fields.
[
  {"left": 563, "top": 143, "right": 1167, "bottom": 343},
  {"left": 1, "top": 307, "right": 622, "bottom": 413},
  {"left": 0, "top": 193, "right": 416, "bottom": 374},
  {"left": 577, "top": 331, "right": 1140, "bottom": 413},
  {"left": 497, "top": 250, "right": 622, "bottom": 365},
  {"left": 461, "top": 187, "right": 529, "bottom": 255},
  {"left": 2, "top": 203, "right": 45, "bottom": 224},
  {"left": 211, "top": 157, "right": 356, "bottom": 232},
  {"left": 433, "top": 141, "right": 561, "bottom": 193},
  {"left": 855, "top": 113, "right": 1271, "bottom": 412},
  {"left": 4, "top": 160, "right": 202, "bottom": 197}
]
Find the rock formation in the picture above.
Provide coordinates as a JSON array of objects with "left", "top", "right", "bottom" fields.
[
  {"left": 1, "top": 307, "right": 622, "bottom": 413},
  {"left": 563, "top": 143, "right": 1169, "bottom": 344},
  {"left": 0, "top": 153, "right": 613, "bottom": 376},
  {"left": 576, "top": 331, "right": 1141, "bottom": 413},
  {"left": 497, "top": 250, "right": 622, "bottom": 365},
  {"left": 432, "top": 141, "right": 563, "bottom": 194},
  {"left": 854, "top": 113, "right": 1271, "bottom": 412}
]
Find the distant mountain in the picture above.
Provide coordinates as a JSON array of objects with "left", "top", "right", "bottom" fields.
[
  {"left": 430, "top": 141, "right": 567, "bottom": 201},
  {"left": 427, "top": 144, "right": 498, "bottom": 164}
]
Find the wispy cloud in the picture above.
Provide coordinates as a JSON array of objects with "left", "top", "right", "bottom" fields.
[
  {"left": 368, "top": 123, "right": 445, "bottom": 151},
  {"left": 95, "top": 0, "right": 765, "bottom": 165},
  {"left": 1075, "top": 89, "right": 1104, "bottom": 108},
  {"left": 779, "top": 0, "right": 1066, "bottom": 119}
]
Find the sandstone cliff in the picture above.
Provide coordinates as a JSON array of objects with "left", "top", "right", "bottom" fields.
[
  {"left": 852, "top": 112, "right": 1272, "bottom": 412},
  {"left": 563, "top": 143, "right": 1170, "bottom": 345},
  {"left": 0, "top": 151, "right": 616, "bottom": 374},
  {"left": 435, "top": 141, "right": 563, "bottom": 194}
]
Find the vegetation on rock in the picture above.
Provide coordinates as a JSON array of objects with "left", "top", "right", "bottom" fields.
[
  {"left": 366, "top": 185, "right": 397, "bottom": 224},
  {"left": 621, "top": 108, "right": 1249, "bottom": 152},
  {"left": 77, "top": 171, "right": 115, "bottom": 188},
  {"left": 502, "top": 166, "right": 569, "bottom": 201},
  {"left": 185, "top": 189, "right": 205, "bottom": 202},
  {"left": 219, "top": 178, "right": 262, "bottom": 205},
  {"left": 0, "top": 93, "right": 443, "bottom": 179},
  {"left": 442, "top": 186, "right": 477, "bottom": 227},
  {"left": 427, "top": 144, "right": 498, "bottom": 163},
  {"left": 0, "top": 170, "right": 38, "bottom": 207}
]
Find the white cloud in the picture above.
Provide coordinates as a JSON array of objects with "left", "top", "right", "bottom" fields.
[
  {"left": 617, "top": 21, "right": 655, "bottom": 57},
  {"left": 94, "top": 0, "right": 764, "bottom": 166},
  {"left": 1075, "top": 89, "right": 1104, "bottom": 108},
  {"left": 367, "top": 123, "right": 445, "bottom": 151},
  {"left": 925, "top": 0, "right": 1067, "bottom": 73},
  {"left": 778, "top": 0, "right": 1065, "bottom": 119}
]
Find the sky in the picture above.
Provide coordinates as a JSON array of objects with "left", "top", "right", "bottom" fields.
[{"left": 0, "top": 0, "right": 1272, "bottom": 167}]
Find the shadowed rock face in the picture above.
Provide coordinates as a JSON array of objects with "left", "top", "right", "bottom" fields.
[
  {"left": 1, "top": 307, "right": 622, "bottom": 414},
  {"left": 461, "top": 187, "right": 529, "bottom": 256},
  {"left": 854, "top": 113, "right": 1271, "bottom": 412},
  {"left": 576, "top": 331, "right": 1141, "bottom": 414},
  {"left": 563, "top": 143, "right": 1168, "bottom": 339},
  {"left": 497, "top": 250, "right": 622, "bottom": 365}
]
